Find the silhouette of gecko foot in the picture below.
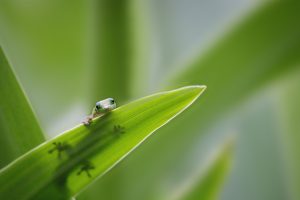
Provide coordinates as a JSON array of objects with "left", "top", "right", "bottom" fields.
[{"left": 77, "top": 161, "right": 95, "bottom": 178}]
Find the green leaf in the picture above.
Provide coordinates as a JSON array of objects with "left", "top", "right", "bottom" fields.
[
  {"left": 179, "top": 139, "right": 233, "bottom": 200},
  {"left": 169, "top": 1, "right": 300, "bottom": 128},
  {"left": 90, "top": 0, "right": 151, "bottom": 104},
  {"left": 222, "top": 97, "right": 288, "bottom": 200},
  {"left": 0, "top": 46, "right": 45, "bottom": 168},
  {"left": 0, "top": 85, "right": 206, "bottom": 200},
  {"left": 91, "top": 1, "right": 129, "bottom": 103},
  {"left": 0, "top": 1, "right": 89, "bottom": 126},
  {"left": 277, "top": 72, "right": 300, "bottom": 200}
]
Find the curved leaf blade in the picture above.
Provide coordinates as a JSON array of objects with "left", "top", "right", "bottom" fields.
[
  {"left": 169, "top": 1, "right": 300, "bottom": 127},
  {"left": 277, "top": 72, "right": 300, "bottom": 200},
  {"left": 179, "top": 139, "right": 233, "bottom": 200},
  {"left": 0, "top": 85, "right": 206, "bottom": 200},
  {"left": 0, "top": 46, "right": 45, "bottom": 168}
]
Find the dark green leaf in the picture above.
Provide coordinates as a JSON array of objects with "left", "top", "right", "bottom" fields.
[{"left": 0, "top": 46, "right": 44, "bottom": 168}]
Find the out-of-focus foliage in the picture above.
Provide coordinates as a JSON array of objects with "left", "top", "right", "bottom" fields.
[
  {"left": 276, "top": 71, "right": 300, "bottom": 200},
  {"left": 0, "top": 0, "right": 300, "bottom": 200},
  {"left": 0, "top": 47, "right": 44, "bottom": 168},
  {"left": 91, "top": 1, "right": 131, "bottom": 104},
  {"left": 90, "top": 0, "right": 151, "bottom": 104},
  {"left": 0, "top": 0, "right": 89, "bottom": 134},
  {"left": 179, "top": 140, "right": 233, "bottom": 200}
]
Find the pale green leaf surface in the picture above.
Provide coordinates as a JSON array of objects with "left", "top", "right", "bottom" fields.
[
  {"left": 222, "top": 94, "right": 288, "bottom": 200},
  {"left": 0, "top": 47, "right": 45, "bottom": 168},
  {"left": 179, "top": 140, "right": 233, "bottom": 200},
  {"left": 0, "top": 1, "right": 89, "bottom": 130},
  {"left": 0, "top": 86, "right": 205, "bottom": 200},
  {"left": 157, "top": 0, "right": 300, "bottom": 179},
  {"left": 168, "top": 1, "right": 300, "bottom": 131},
  {"left": 277, "top": 71, "right": 300, "bottom": 200}
]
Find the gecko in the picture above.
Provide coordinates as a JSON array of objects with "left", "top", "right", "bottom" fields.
[{"left": 82, "top": 98, "right": 116, "bottom": 125}]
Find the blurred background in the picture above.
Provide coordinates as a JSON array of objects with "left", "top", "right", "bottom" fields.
[{"left": 0, "top": 0, "right": 299, "bottom": 199}]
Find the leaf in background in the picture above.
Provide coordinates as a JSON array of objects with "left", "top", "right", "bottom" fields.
[
  {"left": 277, "top": 71, "right": 300, "bottom": 200},
  {"left": 90, "top": 0, "right": 151, "bottom": 104},
  {"left": 178, "top": 139, "right": 233, "bottom": 200},
  {"left": 128, "top": 0, "right": 152, "bottom": 98},
  {"left": 0, "top": 46, "right": 45, "bottom": 168},
  {"left": 86, "top": 1, "right": 300, "bottom": 200},
  {"left": 167, "top": 0, "right": 300, "bottom": 133},
  {"left": 90, "top": 0, "right": 130, "bottom": 103},
  {"left": 221, "top": 93, "right": 288, "bottom": 200},
  {"left": 0, "top": 1, "right": 89, "bottom": 133},
  {"left": 0, "top": 86, "right": 205, "bottom": 200}
]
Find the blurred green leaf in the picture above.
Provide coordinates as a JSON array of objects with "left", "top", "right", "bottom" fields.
[
  {"left": 179, "top": 140, "right": 233, "bottom": 200},
  {"left": 0, "top": 46, "right": 45, "bottom": 168},
  {"left": 0, "top": 86, "right": 205, "bottom": 200},
  {"left": 161, "top": 0, "right": 300, "bottom": 186},
  {"left": 91, "top": 0, "right": 151, "bottom": 104},
  {"left": 222, "top": 95, "right": 288, "bottom": 200},
  {"left": 169, "top": 1, "right": 300, "bottom": 129},
  {"left": 0, "top": 1, "right": 88, "bottom": 129},
  {"left": 91, "top": 0, "right": 129, "bottom": 103},
  {"left": 127, "top": 0, "right": 152, "bottom": 98},
  {"left": 277, "top": 72, "right": 300, "bottom": 200}
]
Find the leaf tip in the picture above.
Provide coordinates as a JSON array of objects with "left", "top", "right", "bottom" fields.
[
  {"left": 184, "top": 84, "right": 207, "bottom": 99},
  {"left": 194, "top": 84, "right": 207, "bottom": 92},
  {"left": 185, "top": 84, "right": 206, "bottom": 91}
]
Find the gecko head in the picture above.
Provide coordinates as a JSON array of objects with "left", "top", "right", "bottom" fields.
[{"left": 95, "top": 98, "right": 116, "bottom": 113}]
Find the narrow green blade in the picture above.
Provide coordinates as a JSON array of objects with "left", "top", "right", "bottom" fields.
[
  {"left": 91, "top": 0, "right": 130, "bottom": 103},
  {"left": 180, "top": 140, "right": 233, "bottom": 200},
  {"left": 169, "top": 1, "right": 300, "bottom": 126},
  {"left": 0, "top": 86, "right": 205, "bottom": 200},
  {"left": 90, "top": 0, "right": 150, "bottom": 103},
  {"left": 0, "top": 46, "right": 45, "bottom": 168},
  {"left": 277, "top": 72, "right": 300, "bottom": 200}
]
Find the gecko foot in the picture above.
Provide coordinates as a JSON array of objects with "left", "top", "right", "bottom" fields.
[{"left": 82, "top": 116, "right": 93, "bottom": 126}]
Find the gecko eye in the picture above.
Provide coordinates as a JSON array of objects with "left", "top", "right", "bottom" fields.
[
  {"left": 95, "top": 104, "right": 100, "bottom": 110},
  {"left": 110, "top": 99, "right": 115, "bottom": 104}
]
